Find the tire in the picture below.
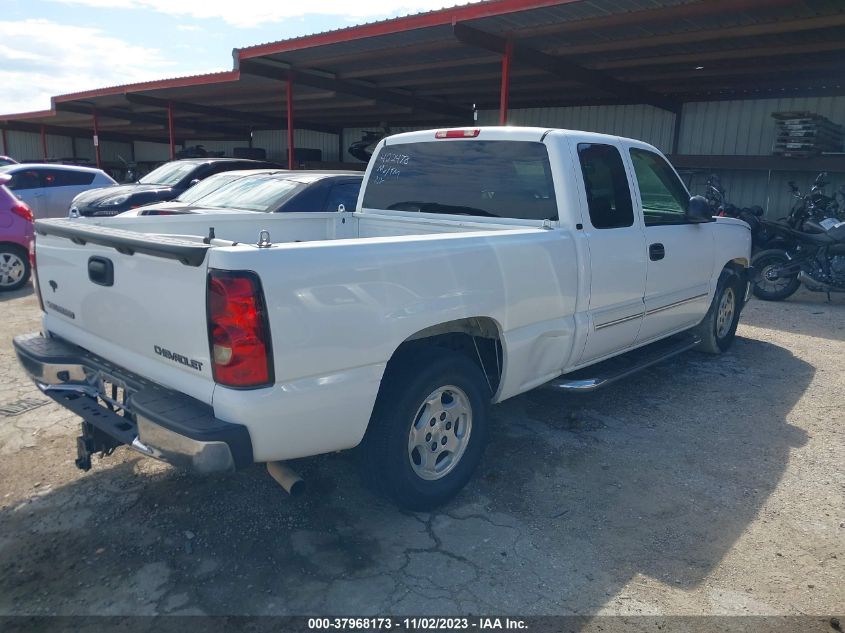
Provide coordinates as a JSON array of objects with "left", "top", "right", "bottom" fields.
[
  {"left": 752, "top": 249, "right": 800, "bottom": 301},
  {"left": 693, "top": 271, "right": 743, "bottom": 354},
  {"left": 0, "top": 244, "right": 31, "bottom": 292},
  {"left": 358, "top": 347, "right": 491, "bottom": 511}
]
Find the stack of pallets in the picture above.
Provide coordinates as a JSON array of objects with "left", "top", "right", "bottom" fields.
[{"left": 772, "top": 111, "right": 844, "bottom": 157}]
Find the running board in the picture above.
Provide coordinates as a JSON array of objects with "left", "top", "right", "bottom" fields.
[{"left": 545, "top": 334, "right": 701, "bottom": 393}]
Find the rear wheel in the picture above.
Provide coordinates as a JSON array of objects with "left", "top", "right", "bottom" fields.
[
  {"left": 358, "top": 347, "right": 490, "bottom": 511},
  {"left": 0, "top": 245, "right": 30, "bottom": 292},
  {"left": 694, "top": 271, "right": 743, "bottom": 354},
  {"left": 752, "top": 249, "right": 800, "bottom": 301}
]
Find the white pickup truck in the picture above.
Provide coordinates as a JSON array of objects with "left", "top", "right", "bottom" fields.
[{"left": 14, "top": 127, "right": 752, "bottom": 509}]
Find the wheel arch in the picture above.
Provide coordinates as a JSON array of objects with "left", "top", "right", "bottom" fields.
[{"left": 387, "top": 316, "right": 505, "bottom": 398}]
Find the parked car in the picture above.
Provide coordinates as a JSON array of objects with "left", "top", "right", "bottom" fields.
[
  {"left": 0, "top": 163, "right": 115, "bottom": 219},
  {"left": 68, "top": 158, "right": 282, "bottom": 218},
  {"left": 0, "top": 174, "right": 34, "bottom": 291},
  {"left": 0, "top": 156, "right": 18, "bottom": 167},
  {"left": 119, "top": 171, "right": 363, "bottom": 217},
  {"left": 14, "top": 127, "right": 752, "bottom": 510},
  {"left": 118, "top": 169, "right": 283, "bottom": 215}
]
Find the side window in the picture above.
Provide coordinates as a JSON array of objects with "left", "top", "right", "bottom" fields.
[
  {"left": 629, "top": 148, "right": 690, "bottom": 225},
  {"left": 43, "top": 169, "right": 95, "bottom": 187},
  {"left": 577, "top": 143, "right": 634, "bottom": 229},
  {"left": 280, "top": 185, "right": 328, "bottom": 213},
  {"left": 323, "top": 182, "right": 361, "bottom": 212},
  {"left": 7, "top": 170, "right": 43, "bottom": 191}
]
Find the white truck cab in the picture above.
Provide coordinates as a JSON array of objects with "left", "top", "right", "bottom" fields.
[{"left": 13, "top": 127, "right": 752, "bottom": 509}]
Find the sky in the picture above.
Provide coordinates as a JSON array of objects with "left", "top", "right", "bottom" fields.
[{"left": 0, "top": 0, "right": 479, "bottom": 115}]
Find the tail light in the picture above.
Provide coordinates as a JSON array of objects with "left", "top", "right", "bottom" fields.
[
  {"left": 207, "top": 270, "right": 273, "bottom": 388},
  {"left": 11, "top": 203, "right": 33, "bottom": 223}
]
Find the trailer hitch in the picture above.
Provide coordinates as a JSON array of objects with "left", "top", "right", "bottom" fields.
[{"left": 75, "top": 421, "right": 121, "bottom": 471}]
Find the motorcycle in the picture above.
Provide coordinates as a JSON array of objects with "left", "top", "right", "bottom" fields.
[
  {"left": 703, "top": 174, "right": 770, "bottom": 250},
  {"left": 784, "top": 172, "right": 842, "bottom": 230},
  {"left": 752, "top": 214, "right": 845, "bottom": 301},
  {"left": 348, "top": 126, "right": 391, "bottom": 162}
]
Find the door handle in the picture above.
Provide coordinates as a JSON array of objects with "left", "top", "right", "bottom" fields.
[{"left": 649, "top": 243, "right": 665, "bottom": 261}]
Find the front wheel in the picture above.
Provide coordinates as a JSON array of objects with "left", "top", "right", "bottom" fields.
[
  {"left": 752, "top": 249, "right": 800, "bottom": 301},
  {"left": 694, "top": 271, "right": 744, "bottom": 354},
  {"left": 358, "top": 347, "right": 491, "bottom": 510}
]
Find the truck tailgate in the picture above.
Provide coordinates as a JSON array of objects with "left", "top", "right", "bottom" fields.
[{"left": 33, "top": 219, "right": 216, "bottom": 403}]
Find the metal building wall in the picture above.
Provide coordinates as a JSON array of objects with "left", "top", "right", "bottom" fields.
[
  {"left": 678, "top": 96, "right": 845, "bottom": 212},
  {"left": 678, "top": 96, "right": 845, "bottom": 155},
  {"left": 477, "top": 105, "right": 676, "bottom": 153},
  {"left": 133, "top": 141, "right": 170, "bottom": 163},
  {"left": 4, "top": 130, "right": 76, "bottom": 162},
  {"left": 4, "top": 131, "right": 43, "bottom": 162},
  {"left": 194, "top": 130, "right": 341, "bottom": 163}
]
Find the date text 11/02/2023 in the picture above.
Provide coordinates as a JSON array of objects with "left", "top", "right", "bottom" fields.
[{"left": 307, "top": 618, "right": 528, "bottom": 630}]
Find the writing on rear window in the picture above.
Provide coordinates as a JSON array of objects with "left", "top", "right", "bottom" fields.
[
  {"left": 373, "top": 152, "right": 410, "bottom": 185},
  {"left": 363, "top": 140, "right": 558, "bottom": 221}
]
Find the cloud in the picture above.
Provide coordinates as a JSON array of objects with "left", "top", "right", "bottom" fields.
[
  {"left": 0, "top": 19, "right": 179, "bottom": 114},
  {"left": 46, "top": 0, "right": 482, "bottom": 28}
]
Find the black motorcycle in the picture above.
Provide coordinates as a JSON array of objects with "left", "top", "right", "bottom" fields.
[
  {"left": 785, "top": 172, "right": 842, "bottom": 230},
  {"left": 704, "top": 174, "right": 770, "bottom": 250},
  {"left": 752, "top": 214, "right": 845, "bottom": 301}
]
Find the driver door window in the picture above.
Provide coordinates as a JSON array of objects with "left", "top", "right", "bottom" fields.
[
  {"left": 629, "top": 147, "right": 714, "bottom": 343},
  {"left": 629, "top": 149, "right": 690, "bottom": 225}
]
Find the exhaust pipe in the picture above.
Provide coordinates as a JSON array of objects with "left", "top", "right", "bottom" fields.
[
  {"left": 798, "top": 271, "right": 845, "bottom": 294},
  {"left": 266, "top": 461, "right": 305, "bottom": 497}
]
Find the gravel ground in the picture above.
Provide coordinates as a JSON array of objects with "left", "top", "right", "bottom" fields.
[{"left": 0, "top": 283, "right": 842, "bottom": 620}]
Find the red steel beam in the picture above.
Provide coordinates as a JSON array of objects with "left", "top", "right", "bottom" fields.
[
  {"left": 167, "top": 101, "right": 176, "bottom": 160},
  {"left": 499, "top": 38, "right": 513, "bottom": 125},
  {"left": 92, "top": 110, "right": 102, "bottom": 170},
  {"left": 286, "top": 76, "right": 295, "bottom": 169},
  {"left": 40, "top": 125, "right": 48, "bottom": 161}
]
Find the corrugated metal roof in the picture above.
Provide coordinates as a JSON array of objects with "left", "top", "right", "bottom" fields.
[{"left": 2, "top": 0, "right": 843, "bottom": 143}]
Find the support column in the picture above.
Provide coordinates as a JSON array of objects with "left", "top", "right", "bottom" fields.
[
  {"left": 40, "top": 125, "right": 48, "bottom": 161},
  {"left": 168, "top": 102, "right": 176, "bottom": 161},
  {"left": 287, "top": 76, "right": 295, "bottom": 169},
  {"left": 499, "top": 38, "right": 513, "bottom": 126},
  {"left": 1, "top": 128, "right": 7, "bottom": 156},
  {"left": 671, "top": 104, "right": 684, "bottom": 155},
  {"left": 92, "top": 111, "right": 102, "bottom": 170}
]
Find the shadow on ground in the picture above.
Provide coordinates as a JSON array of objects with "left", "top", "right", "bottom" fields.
[
  {"left": 741, "top": 289, "right": 845, "bottom": 342},
  {"left": 0, "top": 284, "right": 33, "bottom": 304},
  {"left": 0, "top": 338, "right": 811, "bottom": 616}
]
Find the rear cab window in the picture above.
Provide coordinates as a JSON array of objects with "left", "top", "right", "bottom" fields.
[
  {"left": 361, "top": 140, "right": 558, "bottom": 221},
  {"left": 577, "top": 143, "right": 634, "bottom": 229}
]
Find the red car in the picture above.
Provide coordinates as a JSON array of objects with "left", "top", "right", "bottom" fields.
[{"left": 0, "top": 173, "right": 34, "bottom": 291}]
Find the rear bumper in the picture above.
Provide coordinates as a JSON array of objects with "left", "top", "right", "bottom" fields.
[{"left": 13, "top": 332, "right": 253, "bottom": 473}]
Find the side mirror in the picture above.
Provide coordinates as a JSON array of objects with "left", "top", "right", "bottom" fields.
[
  {"left": 188, "top": 178, "right": 200, "bottom": 188},
  {"left": 686, "top": 195, "right": 713, "bottom": 223}
]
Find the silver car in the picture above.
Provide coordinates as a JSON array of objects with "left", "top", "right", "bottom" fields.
[{"left": 0, "top": 164, "right": 116, "bottom": 219}]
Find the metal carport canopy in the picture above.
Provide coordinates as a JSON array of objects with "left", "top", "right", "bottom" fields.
[{"left": 1, "top": 0, "right": 844, "bottom": 158}]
